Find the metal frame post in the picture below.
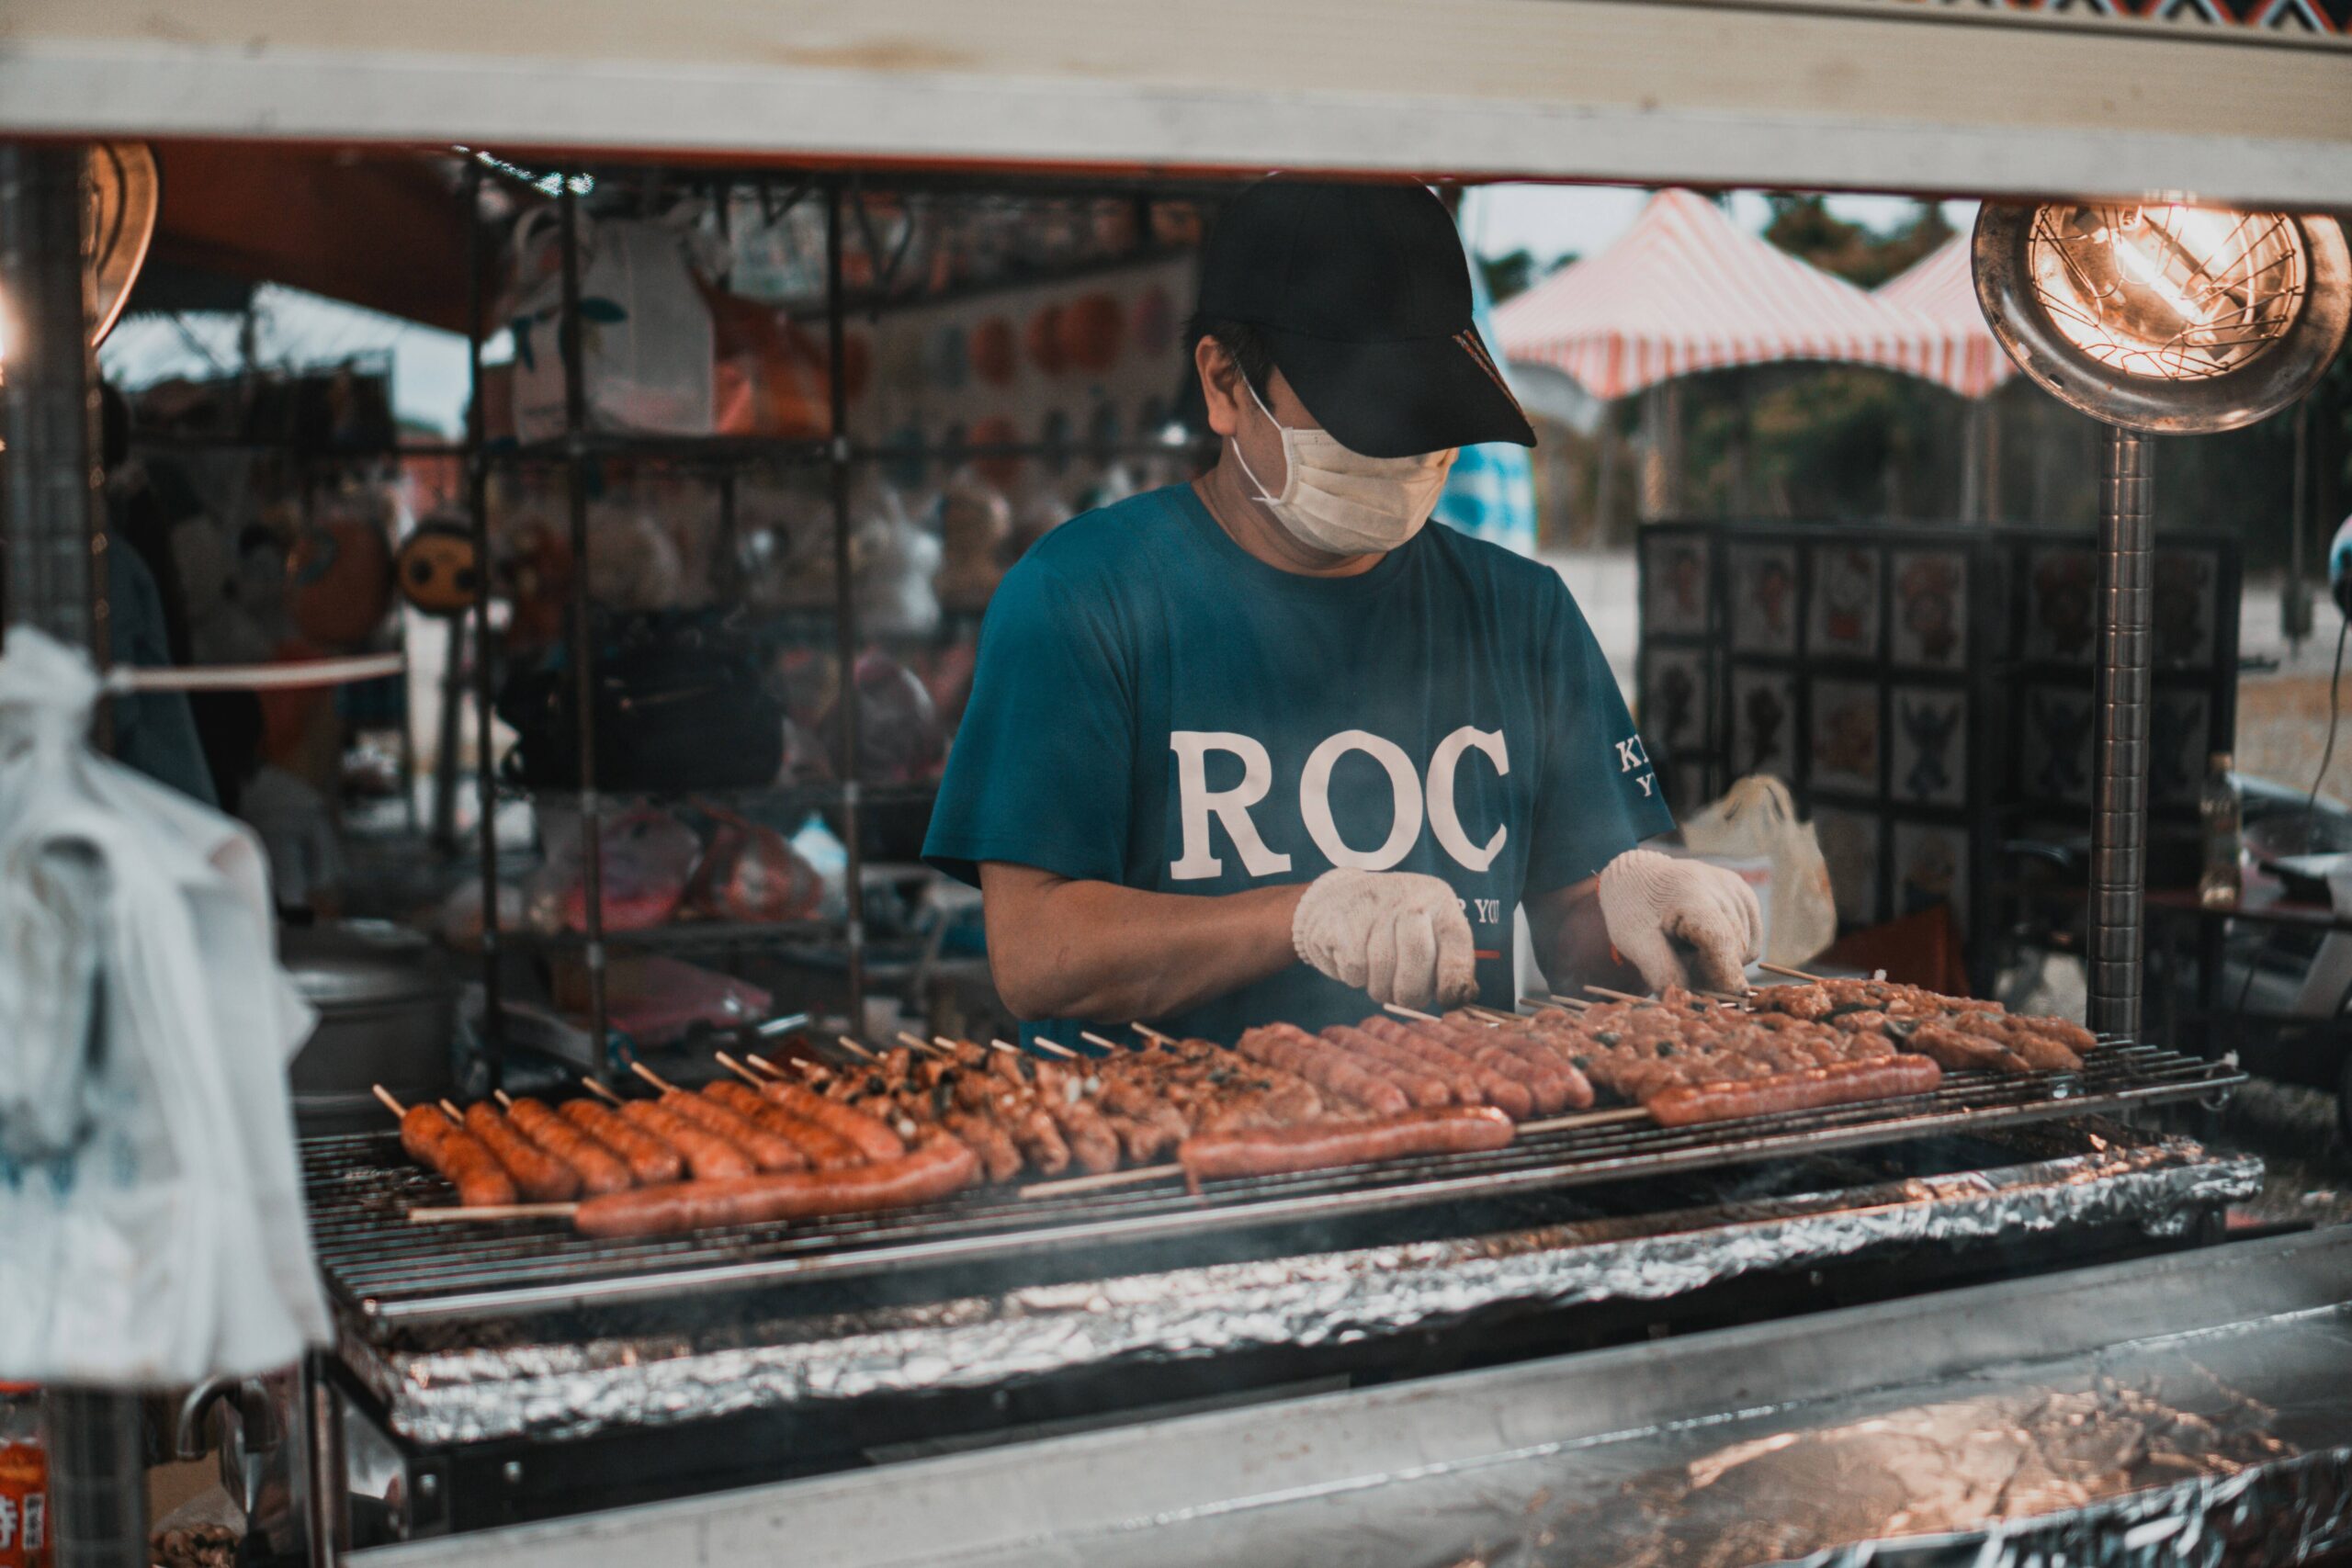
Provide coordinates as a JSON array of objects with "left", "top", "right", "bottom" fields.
[
  {"left": 463, "top": 159, "right": 506, "bottom": 1063},
  {"left": 1, "top": 141, "right": 104, "bottom": 650},
  {"left": 2088, "top": 426, "right": 2154, "bottom": 1040},
  {"left": 827, "top": 178, "right": 867, "bottom": 1028},
  {"left": 2, "top": 139, "right": 147, "bottom": 1568},
  {"left": 557, "top": 176, "right": 609, "bottom": 1067}
]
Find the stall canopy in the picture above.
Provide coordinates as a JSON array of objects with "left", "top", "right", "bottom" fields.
[
  {"left": 1875, "top": 232, "right": 2014, "bottom": 398},
  {"left": 1492, "top": 188, "right": 1997, "bottom": 401}
]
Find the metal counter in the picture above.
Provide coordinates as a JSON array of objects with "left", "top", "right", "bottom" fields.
[{"left": 352, "top": 1223, "right": 2352, "bottom": 1568}]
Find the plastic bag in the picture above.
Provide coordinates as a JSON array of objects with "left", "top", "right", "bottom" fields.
[
  {"left": 685, "top": 805, "right": 823, "bottom": 923},
  {"left": 1679, "top": 774, "right": 1838, "bottom": 965},
  {"left": 526, "top": 804, "right": 704, "bottom": 933},
  {"left": 509, "top": 209, "right": 714, "bottom": 442},
  {"left": 0, "top": 629, "right": 328, "bottom": 1382}
]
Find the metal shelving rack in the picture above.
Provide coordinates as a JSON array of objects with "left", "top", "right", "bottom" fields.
[{"left": 458, "top": 162, "right": 1215, "bottom": 1074}]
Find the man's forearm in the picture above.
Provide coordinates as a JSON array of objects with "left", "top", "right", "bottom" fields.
[
  {"left": 1526, "top": 875, "right": 1647, "bottom": 996},
  {"left": 981, "top": 863, "right": 1307, "bottom": 1022}
]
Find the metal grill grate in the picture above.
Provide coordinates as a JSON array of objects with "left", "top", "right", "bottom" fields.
[{"left": 308, "top": 1043, "right": 2239, "bottom": 1325}]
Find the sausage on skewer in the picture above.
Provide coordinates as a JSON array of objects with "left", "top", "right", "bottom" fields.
[
  {"left": 619, "top": 1099, "right": 754, "bottom": 1180},
  {"left": 705, "top": 1080, "right": 864, "bottom": 1170},
  {"left": 458, "top": 1101, "right": 581, "bottom": 1201},
  {"left": 505, "top": 1097, "right": 634, "bottom": 1195},
  {"left": 396, "top": 1103, "right": 516, "bottom": 1208},
  {"left": 573, "top": 1135, "right": 980, "bottom": 1239},
  {"left": 559, "top": 1098, "right": 684, "bottom": 1186}
]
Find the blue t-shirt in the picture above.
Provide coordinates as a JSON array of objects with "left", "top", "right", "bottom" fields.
[{"left": 923, "top": 483, "right": 1672, "bottom": 1046}]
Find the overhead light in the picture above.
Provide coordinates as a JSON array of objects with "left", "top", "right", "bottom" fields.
[{"left": 1975, "top": 200, "right": 2348, "bottom": 433}]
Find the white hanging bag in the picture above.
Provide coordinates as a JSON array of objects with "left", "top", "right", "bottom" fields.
[
  {"left": 1679, "top": 773, "right": 1838, "bottom": 966},
  {"left": 0, "top": 630, "right": 327, "bottom": 1383}
]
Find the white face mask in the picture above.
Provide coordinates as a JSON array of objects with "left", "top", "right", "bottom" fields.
[{"left": 1229, "top": 378, "right": 1457, "bottom": 557}]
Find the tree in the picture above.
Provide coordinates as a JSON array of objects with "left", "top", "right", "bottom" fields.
[
  {"left": 1478, "top": 248, "right": 1540, "bottom": 305},
  {"left": 1762, "top": 197, "right": 1952, "bottom": 288}
]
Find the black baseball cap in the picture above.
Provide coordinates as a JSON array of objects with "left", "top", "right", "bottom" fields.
[{"left": 1196, "top": 177, "right": 1534, "bottom": 458}]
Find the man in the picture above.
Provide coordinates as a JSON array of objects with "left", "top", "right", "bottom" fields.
[{"left": 924, "top": 178, "right": 1758, "bottom": 1046}]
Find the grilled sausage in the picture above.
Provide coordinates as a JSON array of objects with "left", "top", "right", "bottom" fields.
[
  {"left": 573, "top": 1134, "right": 980, "bottom": 1238},
  {"left": 755, "top": 1079, "right": 907, "bottom": 1162},
  {"left": 705, "top": 1080, "right": 865, "bottom": 1169},
  {"left": 1236, "top": 1024, "right": 1409, "bottom": 1115},
  {"left": 1905, "top": 1023, "right": 2030, "bottom": 1076},
  {"left": 1643, "top": 1055, "right": 1943, "bottom": 1127},
  {"left": 1178, "top": 1107, "right": 1515, "bottom": 1193},
  {"left": 1359, "top": 1017, "right": 1536, "bottom": 1120},
  {"left": 944, "top": 1108, "right": 1024, "bottom": 1182},
  {"left": 460, "top": 1102, "right": 581, "bottom": 1201},
  {"left": 505, "top": 1097, "right": 634, "bottom": 1195},
  {"left": 1419, "top": 1021, "right": 1593, "bottom": 1112},
  {"left": 656, "top": 1089, "right": 805, "bottom": 1171},
  {"left": 1319, "top": 1025, "right": 1456, "bottom": 1107},
  {"left": 399, "top": 1105, "right": 518, "bottom": 1208},
  {"left": 559, "top": 1098, "right": 685, "bottom": 1186},
  {"left": 619, "top": 1099, "right": 754, "bottom": 1180}
]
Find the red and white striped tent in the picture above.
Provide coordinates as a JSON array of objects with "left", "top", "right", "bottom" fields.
[
  {"left": 1875, "top": 232, "right": 2014, "bottom": 397},
  {"left": 1495, "top": 188, "right": 2001, "bottom": 400}
]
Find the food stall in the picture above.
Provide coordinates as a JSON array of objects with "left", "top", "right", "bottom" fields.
[{"left": 5, "top": 4, "right": 2352, "bottom": 1565}]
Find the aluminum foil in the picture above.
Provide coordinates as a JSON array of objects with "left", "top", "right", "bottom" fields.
[
  {"left": 1415, "top": 1309, "right": 2352, "bottom": 1568},
  {"left": 342, "top": 1133, "right": 2259, "bottom": 1447}
]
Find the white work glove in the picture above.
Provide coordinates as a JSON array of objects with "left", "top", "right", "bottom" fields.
[
  {"left": 1291, "top": 869, "right": 1479, "bottom": 1009},
  {"left": 1597, "top": 849, "right": 1763, "bottom": 993}
]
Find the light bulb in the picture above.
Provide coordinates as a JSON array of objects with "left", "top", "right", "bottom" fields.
[{"left": 2026, "top": 201, "right": 2306, "bottom": 382}]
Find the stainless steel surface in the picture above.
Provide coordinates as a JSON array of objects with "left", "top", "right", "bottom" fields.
[
  {"left": 334, "top": 1126, "right": 2256, "bottom": 1448},
  {"left": 305, "top": 1043, "right": 2242, "bottom": 1325},
  {"left": 284, "top": 921, "right": 457, "bottom": 1114},
  {"left": 0, "top": 141, "right": 102, "bottom": 654},
  {"left": 2091, "top": 426, "right": 2154, "bottom": 1043},
  {"left": 348, "top": 1226, "right": 2352, "bottom": 1568},
  {"left": 1972, "top": 204, "right": 2352, "bottom": 436}
]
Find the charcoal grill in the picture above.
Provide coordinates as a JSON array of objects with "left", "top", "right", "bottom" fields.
[
  {"left": 297, "top": 1040, "right": 2254, "bottom": 1552},
  {"left": 308, "top": 1041, "right": 2241, "bottom": 1325}
]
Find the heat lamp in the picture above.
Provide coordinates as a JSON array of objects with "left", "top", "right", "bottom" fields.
[{"left": 1973, "top": 200, "right": 2351, "bottom": 1039}]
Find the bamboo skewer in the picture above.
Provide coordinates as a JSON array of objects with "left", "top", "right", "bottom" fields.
[
  {"left": 1019, "top": 1164, "right": 1179, "bottom": 1199},
  {"left": 1079, "top": 1030, "right": 1126, "bottom": 1053},
  {"left": 834, "top": 1035, "right": 877, "bottom": 1062},
  {"left": 744, "top": 1054, "right": 790, "bottom": 1079},
  {"left": 371, "top": 1084, "right": 409, "bottom": 1119},
  {"left": 1543, "top": 993, "right": 1592, "bottom": 1010},
  {"left": 1017, "top": 1036, "right": 1080, "bottom": 1059},
  {"left": 716, "top": 1052, "right": 766, "bottom": 1086},
  {"left": 581, "top": 1077, "right": 626, "bottom": 1105},
  {"left": 1382, "top": 1002, "right": 1441, "bottom": 1023},
  {"left": 1758, "top": 962, "right": 1826, "bottom": 983},
  {"left": 1583, "top": 986, "right": 1652, "bottom": 1005},
  {"left": 1131, "top": 1022, "right": 1177, "bottom": 1045},
  {"left": 409, "top": 1203, "right": 579, "bottom": 1224},
  {"left": 438, "top": 1099, "right": 467, "bottom": 1121},
  {"left": 493, "top": 1089, "right": 515, "bottom": 1109},
  {"left": 629, "top": 1061, "right": 679, "bottom": 1094},
  {"left": 1519, "top": 1106, "right": 1652, "bottom": 1134}
]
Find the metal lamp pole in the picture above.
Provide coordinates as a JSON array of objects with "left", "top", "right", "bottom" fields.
[{"left": 2088, "top": 428, "right": 2154, "bottom": 1042}]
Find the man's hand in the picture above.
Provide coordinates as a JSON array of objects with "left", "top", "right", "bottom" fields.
[
  {"left": 1597, "top": 850, "right": 1762, "bottom": 992},
  {"left": 1292, "top": 869, "right": 1478, "bottom": 1009}
]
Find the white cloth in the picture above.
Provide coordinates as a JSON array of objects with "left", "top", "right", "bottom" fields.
[
  {"left": 1292, "top": 868, "right": 1478, "bottom": 1009},
  {"left": 0, "top": 629, "right": 328, "bottom": 1384},
  {"left": 1597, "top": 847, "right": 1764, "bottom": 993}
]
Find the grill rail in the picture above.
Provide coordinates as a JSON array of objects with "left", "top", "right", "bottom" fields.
[{"left": 307, "top": 1043, "right": 2240, "bottom": 1325}]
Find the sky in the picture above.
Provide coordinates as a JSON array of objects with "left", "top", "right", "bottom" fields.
[
  {"left": 1462, "top": 186, "right": 1981, "bottom": 268},
  {"left": 98, "top": 186, "right": 1980, "bottom": 435}
]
